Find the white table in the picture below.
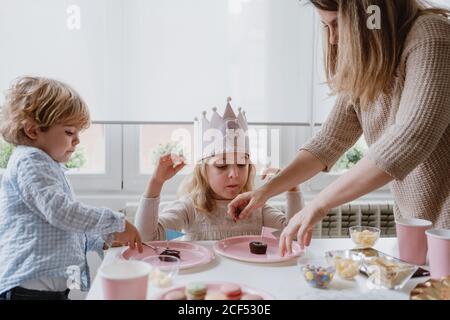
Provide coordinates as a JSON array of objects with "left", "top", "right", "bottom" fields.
[{"left": 86, "top": 238, "right": 428, "bottom": 300}]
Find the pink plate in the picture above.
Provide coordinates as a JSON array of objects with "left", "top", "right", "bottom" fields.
[
  {"left": 121, "top": 241, "right": 214, "bottom": 270},
  {"left": 152, "top": 282, "right": 275, "bottom": 300},
  {"left": 214, "top": 235, "right": 303, "bottom": 263}
]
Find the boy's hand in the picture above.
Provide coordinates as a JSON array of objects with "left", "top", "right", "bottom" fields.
[
  {"left": 152, "top": 154, "right": 186, "bottom": 184},
  {"left": 103, "top": 241, "right": 125, "bottom": 250},
  {"left": 261, "top": 167, "right": 299, "bottom": 192},
  {"left": 113, "top": 220, "right": 143, "bottom": 253}
]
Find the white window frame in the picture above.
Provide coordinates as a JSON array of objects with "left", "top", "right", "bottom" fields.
[
  {"left": 121, "top": 123, "right": 313, "bottom": 198},
  {"left": 122, "top": 124, "right": 181, "bottom": 196},
  {"left": 0, "top": 124, "right": 122, "bottom": 192},
  {"left": 66, "top": 124, "right": 123, "bottom": 192}
]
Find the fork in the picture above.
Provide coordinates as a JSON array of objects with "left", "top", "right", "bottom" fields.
[{"left": 143, "top": 242, "right": 159, "bottom": 252}]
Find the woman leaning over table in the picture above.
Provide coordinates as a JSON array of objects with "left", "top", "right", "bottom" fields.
[{"left": 228, "top": 0, "right": 450, "bottom": 255}]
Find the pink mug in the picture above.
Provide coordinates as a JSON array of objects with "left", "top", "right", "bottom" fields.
[
  {"left": 99, "top": 260, "right": 151, "bottom": 300},
  {"left": 395, "top": 218, "right": 432, "bottom": 265},
  {"left": 426, "top": 229, "right": 450, "bottom": 279}
]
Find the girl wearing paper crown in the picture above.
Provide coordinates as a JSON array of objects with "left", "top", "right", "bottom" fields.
[{"left": 135, "top": 98, "right": 305, "bottom": 241}]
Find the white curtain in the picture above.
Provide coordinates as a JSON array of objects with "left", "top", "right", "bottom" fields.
[
  {"left": 0, "top": 0, "right": 316, "bottom": 123},
  {"left": 0, "top": 0, "right": 123, "bottom": 121}
]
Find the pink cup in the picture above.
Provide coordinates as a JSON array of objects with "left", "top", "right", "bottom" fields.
[
  {"left": 426, "top": 229, "right": 450, "bottom": 279},
  {"left": 395, "top": 218, "right": 432, "bottom": 265},
  {"left": 99, "top": 260, "right": 151, "bottom": 300}
]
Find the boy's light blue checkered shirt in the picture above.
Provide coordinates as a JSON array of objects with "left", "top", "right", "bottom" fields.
[{"left": 0, "top": 146, "right": 125, "bottom": 294}]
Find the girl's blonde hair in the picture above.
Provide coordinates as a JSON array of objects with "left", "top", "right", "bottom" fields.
[
  {"left": 310, "top": 0, "right": 450, "bottom": 108},
  {"left": 177, "top": 160, "right": 256, "bottom": 213},
  {"left": 0, "top": 76, "right": 90, "bottom": 145}
]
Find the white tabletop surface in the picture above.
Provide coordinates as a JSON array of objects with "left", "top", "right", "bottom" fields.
[{"left": 86, "top": 238, "right": 429, "bottom": 300}]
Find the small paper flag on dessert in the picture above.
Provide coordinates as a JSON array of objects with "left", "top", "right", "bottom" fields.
[
  {"left": 261, "top": 226, "right": 280, "bottom": 240},
  {"left": 271, "top": 229, "right": 282, "bottom": 239},
  {"left": 165, "top": 229, "right": 185, "bottom": 241}
]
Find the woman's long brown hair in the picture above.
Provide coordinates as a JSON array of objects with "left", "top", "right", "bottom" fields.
[{"left": 310, "top": 0, "right": 449, "bottom": 107}]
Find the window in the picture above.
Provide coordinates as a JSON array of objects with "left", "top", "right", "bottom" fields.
[
  {"left": 139, "top": 124, "right": 287, "bottom": 174},
  {"left": 0, "top": 138, "right": 13, "bottom": 173},
  {"left": 430, "top": 0, "right": 450, "bottom": 9},
  {"left": 139, "top": 124, "right": 195, "bottom": 176},
  {"left": 331, "top": 137, "right": 368, "bottom": 173},
  {"left": 123, "top": 123, "right": 311, "bottom": 194},
  {"left": 67, "top": 124, "right": 106, "bottom": 174},
  {"left": 0, "top": 124, "right": 119, "bottom": 191},
  {"left": 68, "top": 124, "right": 122, "bottom": 192},
  {"left": 0, "top": 127, "right": 105, "bottom": 174}
]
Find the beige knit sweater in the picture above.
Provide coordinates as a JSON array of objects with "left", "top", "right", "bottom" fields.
[
  {"left": 301, "top": 14, "right": 450, "bottom": 229},
  {"left": 135, "top": 191, "right": 304, "bottom": 241}
]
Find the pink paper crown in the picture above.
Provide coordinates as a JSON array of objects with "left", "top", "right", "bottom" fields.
[{"left": 194, "top": 97, "right": 250, "bottom": 162}]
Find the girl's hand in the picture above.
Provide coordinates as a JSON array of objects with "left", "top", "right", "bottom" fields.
[
  {"left": 152, "top": 153, "right": 185, "bottom": 184},
  {"left": 279, "top": 203, "right": 327, "bottom": 255},
  {"left": 260, "top": 167, "right": 280, "bottom": 180},
  {"left": 261, "top": 167, "right": 299, "bottom": 192},
  {"left": 114, "top": 220, "right": 144, "bottom": 253}
]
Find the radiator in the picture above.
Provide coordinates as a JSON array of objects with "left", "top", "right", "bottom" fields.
[{"left": 314, "top": 203, "right": 396, "bottom": 238}]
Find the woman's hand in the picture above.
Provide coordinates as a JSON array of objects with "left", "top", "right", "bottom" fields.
[
  {"left": 279, "top": 157, "right": 393, "bottom": 256},
  {"left": 279, "top": 202, "right": 327, "bottom": 255},
  {"left": 152, "top": 153, "right": 185, "bottom": 185},
  {"left": 261, "top": 167, "right": 299, "bottom": 192},
  {"left": 227, "top": 188, "right": 269, "bottom": 222}
]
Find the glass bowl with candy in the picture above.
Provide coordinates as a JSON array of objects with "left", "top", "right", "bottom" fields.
[
  {"left": 325, "top": 250, "right": 362, "bottom": 280},
  {"left": 349, "top": 226, "right": 380, "bottom": 248},
  {"left": 298, "top": 255, "right": 335, "bottom": 289},
  {"left": 143, "top": 255, "right": 180, "bottom": 288}
]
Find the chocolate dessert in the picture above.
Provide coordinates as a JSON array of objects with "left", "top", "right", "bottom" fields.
[
  {"left": 159, "top": 249, "right": 181, "bottom": 262},
  {"left": 234, "top": 207, "right": 242, "bottom": 218},
  {"left": 249, "top": 241, "right": 267, "bottom": 255}
]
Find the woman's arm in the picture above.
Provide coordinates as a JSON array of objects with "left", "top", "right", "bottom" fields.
[
  {"left": 281, "top": 22, "right": 450, "bottom": 254},
  {"left": 279, "top": 157, "right": 392, "bottom": 254},
  {"left": 260, "top": 150, "right": 326, "bottom": 200},
  {"left": 364, "top": 32, "right": 450, "bottom": 180},
  {"left": 228, "top": 96, "right": 363, "bottom": 220},
  {"left": 286, "top": 189, "right": 305, "bottom": 219},
  {"left": 259, "top": 167, "right": 305, "bottom": 218},
  {"left": 228, "top": 150, "right": 325, "bottom": 221},
  {"left": 260, "top": 189, "right": 305, "bottom": 229},
  {"left": 314, "top": 157, "right": 392, "bottom": 212}
]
